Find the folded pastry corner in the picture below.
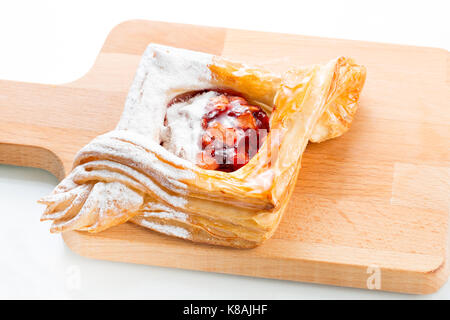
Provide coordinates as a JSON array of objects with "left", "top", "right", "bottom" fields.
[{"left": 38, "top": 44, "right": 366, "bottom": 248}]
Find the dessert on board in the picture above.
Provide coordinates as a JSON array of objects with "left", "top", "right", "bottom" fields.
[{"left": 39, "top": 44, "right": 366, "bottom": 248}]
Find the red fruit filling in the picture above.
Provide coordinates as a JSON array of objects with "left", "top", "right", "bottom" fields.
[{"left": 196, "top": 92, "right": 270, "bottom": 172}]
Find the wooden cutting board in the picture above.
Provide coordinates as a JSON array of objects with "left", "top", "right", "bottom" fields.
[{"left": 0, "top": 20, "right": 449, "bottom": 294}]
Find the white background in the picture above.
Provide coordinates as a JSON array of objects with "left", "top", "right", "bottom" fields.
[{"left": 0, "top": 0, "right": 448, "bottom": 299}]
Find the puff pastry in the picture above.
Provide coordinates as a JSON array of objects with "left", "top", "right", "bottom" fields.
[{"left": 39, "top": 44, "right": 366, "bottom": 248}]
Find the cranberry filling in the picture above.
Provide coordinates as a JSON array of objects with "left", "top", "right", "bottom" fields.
[{"left": 196, "top": 92, "right": 270, "bottom": 172}]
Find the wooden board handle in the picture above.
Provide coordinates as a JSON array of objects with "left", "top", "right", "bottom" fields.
[{"left": 0, "top": 79, "right": 84, "bottom": 179}]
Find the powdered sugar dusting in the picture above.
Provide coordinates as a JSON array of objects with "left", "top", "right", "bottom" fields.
[
  {"left": 117, "top": 44, "right": 214, "bottom": 141},
  {"left": 39, "top": 44, "right": 217, "bottom": 235},
  {"left": 92, "top": 181, "right": 143, "bottom": 219},
  {"left": 142, "top": 203, "right": 188, "bottom": 222},
  {"left": 162, "top": 91, "right": 217, "bottom": 163},
  {"left": 140, "top": 220, "right": 191, "bottom": 239}
]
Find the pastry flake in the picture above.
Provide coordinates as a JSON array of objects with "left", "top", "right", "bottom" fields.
[{"left": 39, "top": 44, "right": 366, "bottom": 248}]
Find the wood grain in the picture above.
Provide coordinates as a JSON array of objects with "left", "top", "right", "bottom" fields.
[{"left": 0, "top": 20, "right": 448, "bottom": 294}]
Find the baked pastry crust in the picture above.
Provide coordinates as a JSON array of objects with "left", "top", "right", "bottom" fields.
[{"left": 39, "top": 44, "right": 366, "bottom": 248}]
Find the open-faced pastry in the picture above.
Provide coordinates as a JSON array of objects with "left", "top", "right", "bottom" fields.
[{"left": 39, "top": 44, "right": 366, "bottom": 248}]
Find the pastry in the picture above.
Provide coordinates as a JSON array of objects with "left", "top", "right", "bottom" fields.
[{"left": 38, "top": 44, "right": 366, "bottom": 248}]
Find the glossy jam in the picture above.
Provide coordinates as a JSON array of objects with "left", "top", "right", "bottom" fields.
[{"left": 196, "top": 92, "right": 270, "bottom": 172}]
